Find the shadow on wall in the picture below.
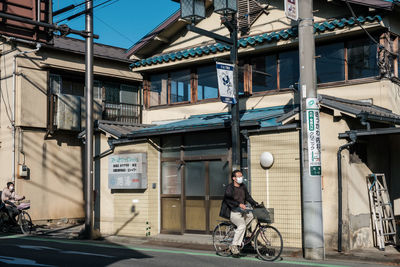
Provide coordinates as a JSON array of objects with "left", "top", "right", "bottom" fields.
[{"left": 114, "top": 210, "right": 140, "bottom": 236}]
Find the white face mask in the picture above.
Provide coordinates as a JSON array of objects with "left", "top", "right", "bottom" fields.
[
  {"left": 9, "top": 186, "right": 14, "bottom": 191},
  {"left": 236, "top": 176, "right": 243, "bottom": 184}
]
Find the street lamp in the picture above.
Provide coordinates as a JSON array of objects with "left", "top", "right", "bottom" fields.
[
  {"left": 214, "top": 0, "right": 237, "bottom": 15},
  {"left": 179, "top": 0, "right": 241, "bottom": 171},
  {"left": 180, "top": 0, "right": 206, "bottom": 22}
]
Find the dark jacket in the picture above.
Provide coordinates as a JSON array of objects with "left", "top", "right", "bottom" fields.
[{"left": 219, "top": 183, "right": 257, "bottom": 219}]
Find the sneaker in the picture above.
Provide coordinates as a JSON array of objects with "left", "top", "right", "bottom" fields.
[{"left": 230, "top": 245, "right": 240, "bottom": 257}]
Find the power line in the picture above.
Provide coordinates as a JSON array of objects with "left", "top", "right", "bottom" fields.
[
  {"left": 56, "top": 0, "right": 119, "bottom": 23},
  {"left": 95, "top": 15, "right": 135, "bottom": 44}
]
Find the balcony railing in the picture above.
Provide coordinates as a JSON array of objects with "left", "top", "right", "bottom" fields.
[
  {"left": 49, "top": 94, "right": 143, "bottom": 131},
  {"left": 103, "top": 102, "right": 142, "bottom": 124}
]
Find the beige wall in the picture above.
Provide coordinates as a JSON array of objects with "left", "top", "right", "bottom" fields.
[
  {"left": 98, "top": 136, "right": 160, "bottom": 237},
  {"left": 10, "top": 130, "right": 84, "bottom": 220},
  {"left": 250, "top": 131, "right": 302, "bottom": 248}
]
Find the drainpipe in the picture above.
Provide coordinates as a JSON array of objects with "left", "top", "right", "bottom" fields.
[
  {"left": 12, "top": 43, "right": 41, "bottom": 184},
  {"left": 242, "top": 130, "right": 251, "bottom": 193},
  {"left": 337, "top": 132, "right": 357, "bottom": 252}
]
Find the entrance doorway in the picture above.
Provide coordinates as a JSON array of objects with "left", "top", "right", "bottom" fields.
[
  {"left": 161, "top": 159, "right": 229, "bottom": 234},
  {"left": 184, "top": 160, "right": 229, "bottom": 233}
]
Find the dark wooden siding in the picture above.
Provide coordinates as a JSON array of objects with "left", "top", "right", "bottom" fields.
[{"left": 0, "top": 0, "right": 52, "bottom": 43}]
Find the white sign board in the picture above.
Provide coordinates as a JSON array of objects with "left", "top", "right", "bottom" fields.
[
  {"left": 108, "top": 153, "right": 147, "bottom": 189},
  {"left": 216, "top": 62, "right": 236, "bottom": 104},
  {"left": 306, "top": 98, "right": 321, "bottom": 176},
  {"left": 285, "top": 0, "right": 298, "bottom": 21}
]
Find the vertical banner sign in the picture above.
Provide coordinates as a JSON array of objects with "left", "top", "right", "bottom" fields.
[
  {"left": 306, "top": 98, "right": 322, "bottom": 176},
  {"left": 216, "top": 62, "right": 236, "bottom": 104},
  {"left": 108, "top": 153, "right": 147, "bottom": 189},
  {"left": 285, "top": 0, "right": 298, "bottom": 21}
]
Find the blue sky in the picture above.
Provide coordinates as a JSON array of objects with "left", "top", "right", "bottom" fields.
[{"left": 53, "top": 0, "right": 180, "bottom": 49}]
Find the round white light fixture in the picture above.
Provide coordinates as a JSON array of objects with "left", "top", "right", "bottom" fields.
[{"left": 260, "top": 152, "right": 274, "bottom": 168}]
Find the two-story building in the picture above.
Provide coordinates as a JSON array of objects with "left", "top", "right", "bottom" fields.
[
  {"left": 95, "top": 0, "right": 400, "bottom": 252},
  {"left": 0, "top": 0, "right": 142, "bottom": 222}
]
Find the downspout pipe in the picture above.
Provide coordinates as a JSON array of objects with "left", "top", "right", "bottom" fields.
[
  {"left": 12, "top": 43, "right": 41, "bottom": 184},
  {"left": 242, "top": 130, "right": 251, "bottom": 193},
  {"left": 337, "top": 133, "right": 357, "bottom": 252}
]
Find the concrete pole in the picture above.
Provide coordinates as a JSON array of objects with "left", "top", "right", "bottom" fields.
[
  {"left": 84, "top": 0, "right": 94, "bottom": 239},
  {"left": 298, "top": 0, "right": 325, "bottom": 260},
  {"left": 230, "top": 17, "right": 240, "bottom": 171}
]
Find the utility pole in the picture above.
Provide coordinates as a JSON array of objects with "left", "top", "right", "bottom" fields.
[
  {"left": 84, "top": 0, "right": 94, "bottom": 239},
  {"left": 298, "top": 0, "right": 325, "bottom": 260},
  {"left": 228, "top": 17, "right": 240, "bottom": 171}
]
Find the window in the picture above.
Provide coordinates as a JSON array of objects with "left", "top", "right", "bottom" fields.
[
  {"left": 316, "top": 42, "right": 345, "bottom": 83},
  {"left": 348, "top": 39, "right": 378, "bottom": 80},
  {"left": 61, "top": 77, "right": 84, "bottom": 97},
  {"left": 279, "top": 50, "right": 299, "bottom": 89},
  {"left": 197, "top": 65, "right": 218, "bottom": 100},
  {"left": 251, "top": 54, "right": 277, "bottom": 92},
  {"left": 170, "top": 70, "right": 191, "bottom": 103},
  {"left": 150, "top": 74, "right": 168, "bottom": 106}
]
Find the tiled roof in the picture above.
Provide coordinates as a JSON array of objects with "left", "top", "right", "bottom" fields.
[
  {"left": 50, "top": 36, "right": 132, "bottom": 63},
  {"left": 131, "top": 15, "right": 382, "bottom": 68},
  {"left": 128, "top": 105, "right": 296, "bottom": 137}
]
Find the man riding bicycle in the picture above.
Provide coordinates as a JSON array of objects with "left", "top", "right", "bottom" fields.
[
  {"left": 1, "top": 182, "right": 25, "bottom": 225},
  {"left": 219, "top": 170, "right": 259, "bottom": 258}
]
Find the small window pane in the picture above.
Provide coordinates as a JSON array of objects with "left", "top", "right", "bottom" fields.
[
  {"left": 279, "top": 50, "right": 299, "bottom": 89},
  {"left": 150, "top": 74, "right": 168, "bottom": 106},
  {"left": 197, "top": 65, "right": 218, "bottom": 100},
  {"left": 170, "top": 70, "right": 191, "bottom": 103},
  {"left": 316, "top": 42, "right": 345, "bottom": 83},
  {"left": 104, "top": 82, "right": 120, "bottom": 104},
  {"left": 94, "top": 81, "right": 102, "bottom": 99},
  {"left": 348, "top": 39, "right": 378, "bottom": 79},
  {"left": 251, "top": 54, "right": 277, "bottom": 92},
  {"left": 162, "top": 162, "right": 181, "bottom": 194},
  {"left": 185, "top": 161, "right": 205, "bottom": 196},
  {"left": 50, "top": 74, "right": 61, "bottom": 94},
  {"left": 209, "top": 161, "right": 229, "bottom": 196}
]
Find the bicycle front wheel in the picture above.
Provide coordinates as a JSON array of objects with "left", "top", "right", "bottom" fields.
[
  {"left": 212, "top": 222, "right": 235, "bottom": 257},
  {"left": 254, "top": 225, "right": 283, "bottom": 261},
  {"left": 19, "top": 211, "right": 32, "bottom": 235}
]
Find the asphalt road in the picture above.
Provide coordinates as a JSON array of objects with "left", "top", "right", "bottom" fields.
[{"left": 0, "top": 234, "right": 389, "bottom": 267}]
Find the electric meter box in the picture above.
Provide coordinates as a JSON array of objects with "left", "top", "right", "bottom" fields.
[{"left": 18, "top": 164, "right": 28, "bottom": 178}]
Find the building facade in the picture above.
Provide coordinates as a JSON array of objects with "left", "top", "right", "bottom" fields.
[{"left": 96, "top": 0, "right": 400, "bottom": 251}]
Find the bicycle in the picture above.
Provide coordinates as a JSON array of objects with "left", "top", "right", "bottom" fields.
[
  {"left": 0, "top": 201, "right": 33, "bottom": 235},
  {"left": 212, "top": 204, "right": 283, "bottom": 261}
]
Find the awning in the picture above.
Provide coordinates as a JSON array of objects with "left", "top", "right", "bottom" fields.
[
  {"left": 319, "top": 94, "right": 400, "bottom": 125},
  {"left": 127, "top": 104, "right": 297, "bottom": 138}
]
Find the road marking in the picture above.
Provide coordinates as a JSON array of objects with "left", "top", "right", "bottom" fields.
[
  {"left": 0, "top": 256, "right": 55, "bottom": 266},
  {"left": 17, "top": 244, "right": 114, "bottom": 258},
  {"left": 3, "top": 235, "right": 351, "bottom": 267}
]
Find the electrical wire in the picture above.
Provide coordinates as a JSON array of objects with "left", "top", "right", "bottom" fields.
[
  {"left": 95, "top": 15, "right": 135, "bottom": 44},
  {"left": 56, "top": 0, "right": 119, "bottom": 23},
  {"left": 344, "top": 0, "right": 396, "bottom": 57}
]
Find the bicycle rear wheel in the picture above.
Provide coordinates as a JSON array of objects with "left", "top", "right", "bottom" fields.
[
  {"left": 19, "top": 211, "right": 32, "bottom": 235},
  {"left": 212, "top": 222, "right": 235, "bottom": 257},
  {"left": 254, "top": 225, "right": 283, "bottom": 261}
]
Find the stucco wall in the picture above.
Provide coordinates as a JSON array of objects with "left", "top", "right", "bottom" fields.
[
  {"left": 11, "top": 130, "right": 84, "bottom": 220},
  {"left": 98, "top": 136, "right": 160, "bottom": 237}
]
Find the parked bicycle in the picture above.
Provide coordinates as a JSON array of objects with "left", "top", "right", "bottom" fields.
[
  {"left": 213, "top": 204, "right": 283, "bottom": 261},
  {"left": 0, "top": 198, "right": 33, "bottom": 235}
]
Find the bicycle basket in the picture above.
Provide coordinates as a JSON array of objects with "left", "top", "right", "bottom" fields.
[{"left": 253, "top": 207, "right": 274, "bottom": 223}]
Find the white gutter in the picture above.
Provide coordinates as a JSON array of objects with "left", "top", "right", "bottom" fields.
[{"left": 12, "top": 43, "right": 41, "bottom": 184}]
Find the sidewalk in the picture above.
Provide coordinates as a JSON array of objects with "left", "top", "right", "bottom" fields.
[{"left": 34, "top": 223, "right": 400, "bottom": 265}]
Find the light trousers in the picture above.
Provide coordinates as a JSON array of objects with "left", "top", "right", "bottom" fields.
[{"left": 230, "top": 211, "right": 254, "bottom": 246}]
